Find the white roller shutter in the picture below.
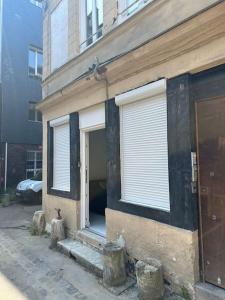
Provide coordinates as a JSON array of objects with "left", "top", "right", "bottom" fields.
[
  {"left": 53, "top": 122, "right": 70, "bottom": 192},
  {"left": 51, "top": 0, "right": 68, "bottom": 71},
  {"left": 79, "top": 103, "right": 105, "bottom": 130},
  {"left": 118, "top": 80, "right": 170, "bottom": 212}
]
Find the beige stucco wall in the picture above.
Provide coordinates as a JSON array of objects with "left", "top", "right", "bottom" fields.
[
  {"left": 43, "top": 0, "right": 221, "bottom": 94},
  {"left": 106, "top": 209, "right": 199, "bottom": 298},
  {"left": 39, "top": 3, "right": 225, "bottom": 297},
  {"left": 41, "top": 0, "right": 225, "bottom": 109},
  {"left": 41, "top": 1, "right": 225, "bottom": 242},
  {"left": 43, "top": 195, "right": 80, "bottom": 238}
]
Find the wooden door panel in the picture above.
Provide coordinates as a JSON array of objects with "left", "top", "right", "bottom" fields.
[{"left": 197, "top": 97, "right": 225, "bottom": 288}]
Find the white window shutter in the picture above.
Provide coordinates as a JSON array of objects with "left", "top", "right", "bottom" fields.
[
  {"left": 119, "top": 82, "right": 170, "bottom": 212},
  {"left": 51, "top": 0, "right": 68, "bottom": 71},
  {"left": 53, "top": 122, "right": 70, "bottom": 192}
]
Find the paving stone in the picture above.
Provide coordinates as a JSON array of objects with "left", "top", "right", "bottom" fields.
[
  {"left": 195, "top": 282, "right": 225, "bottom": 300},
  {"left": 0, "top": 204, "right": 185, "bottom": 300},
  {"left": 58, "top": 239, "right": 104, "bottom": 277}
]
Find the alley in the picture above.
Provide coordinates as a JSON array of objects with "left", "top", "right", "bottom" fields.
[{"left": 0, "top": 204, "right": 137, "bottom": 300}]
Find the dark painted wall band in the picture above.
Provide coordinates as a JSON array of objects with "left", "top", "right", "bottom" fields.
[
  {"left": 47, "top": 113, "right": 80, "bottom": 200},
  {"left": 105, "top": 76, "right": 198, "bottom": 231},
  {"left": 47, "top": 65, "right": 225, "bottom": 229}
]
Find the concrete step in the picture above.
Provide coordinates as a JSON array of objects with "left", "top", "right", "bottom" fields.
[
  {"left": 76, "top": 229, "right": 107, "bottom": 253},
  {"left": 57, "top": 239, "right": 103, "bottom": 277},
  {"left": 195, "top": 282, "right": 225, "bottom": 300}
]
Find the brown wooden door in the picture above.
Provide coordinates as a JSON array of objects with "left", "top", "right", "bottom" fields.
[{"left": 196, "top": 97, "right": 225, "bottom": 288}]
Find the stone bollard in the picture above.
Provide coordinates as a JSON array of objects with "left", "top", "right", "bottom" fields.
[
  {"left": 136, "top": 258, "right": 164, "bottom": 300},
  {"left": 50, "top": 218, "right": 65, "bottom": 249},
  {"left": 103, "top": 242, "right": 127, "bottom": 287},
  {"left": 32, "top": 211, "right": 46, "bottom": 235}
]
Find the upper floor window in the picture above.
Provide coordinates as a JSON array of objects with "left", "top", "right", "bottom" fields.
[
  {"left": 26, "top": 150, "right": 42, "bottom": 179},
  {"left": 29, "top": 46, "right": 43, "bottom": 78},
  {"left": 118, "top": 0, "right": 150, "bottom": 21},
  {"left": 29, "top": 102, "right": 42, "bottom": 122},
  {"left": 30, "top": 0, "right": 43, "bottom": 8},
  {"left": 51, "top": 0, "right": 68, "bottom": 71},
  {"left": 80, "top": 0, "right": 103, "bottom": 51}
]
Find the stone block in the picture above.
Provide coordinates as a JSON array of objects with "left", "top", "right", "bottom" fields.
[
  {"left": 136, "top": 258, "right": 164, "bottom": 300},
  {"left": 103, "top": 242, "right": 126, "bottom": 287},
  {"left": 33, "top": 211, "right": 46, "bottom": 235},
  {"left": 50, "top": 218, "right": 65, "bottom": 248}
]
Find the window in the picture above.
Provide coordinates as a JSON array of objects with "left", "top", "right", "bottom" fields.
[
  {"left": 51, "top": 0, "right": 68, "bottom": 71},
  {"left": 115, "top": 79, "right": 170, "bottom": 212},
  {"left": 50, "top": 115, "right": 70, "bottom": 192},
  {"left": 26, "top": 151, "right": 42, "bottom": 179},
  {"left": 28, "top": 102, "right": 42, "bottom": 122},
  {"left": 28, "top": 47, "right": 43, "bottom": 78},
  {"left": 127, "top": 0, "right": 139, "bottom": 14},
  {"left": 118, "top": 0, "right": 150, "bottom": 21},
  {"left": 30, "top": 0, "right": 43, "bottom": 8},
  {"left": 80, "top": 0, "right": 103, "bottom": 50}
]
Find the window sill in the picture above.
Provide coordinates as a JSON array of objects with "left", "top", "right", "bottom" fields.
[
  {"left": 80, "top": 36, "right": 103, "bottom": 54},
  {"left": 119, "top": 198, "right": 170, "bottom": 212},
  {"left": 52, "top": 187, "right": 70, "bottom": 193},
  {"left": 47, "top": 187, "right": 77, "bottom": 200},
  {"left": 117, "top": 0, "right": 154, "bottom": 26},
  {"left": 29, "top": 74, "right": 42, "bottom": 80},
  {"left": 28, "top": 120, "right": 42, "bottom": 123},
  {"left": 43, "top": 0, "right": 155, "bottom": 84},
  {"left": 46, "top": 37, "right": 103, "bottom": 81}
]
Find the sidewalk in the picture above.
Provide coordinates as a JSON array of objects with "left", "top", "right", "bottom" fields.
[
  {"left": 0, "top": 204, "right": 184, "bottom": 300},
  {"left": 0, "top": 204, "right": 137, "bottom": 300}
]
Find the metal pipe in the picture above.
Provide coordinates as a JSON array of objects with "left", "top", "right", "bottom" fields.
[{"left": 4, "top": 142, "right": 7, "bottom": 192}]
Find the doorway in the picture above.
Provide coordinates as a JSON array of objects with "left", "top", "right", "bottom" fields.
[
  {"left": 196, "top": 96, "right": 225, "bottom": 288},
  {"left": 81, "top": 128, "right": 107, "bottom": 237},
  {"left": 89, "top": 129, "right": 107, "bottom": 236}
]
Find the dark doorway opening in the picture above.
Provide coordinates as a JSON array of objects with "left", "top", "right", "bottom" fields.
[{"left": 89, "top": 129, "right": 107, "bottom": 236}]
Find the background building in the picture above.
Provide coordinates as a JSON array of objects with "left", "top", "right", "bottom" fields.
[{"left": 0, "top": 0, "right": 43, "bottom": 189}]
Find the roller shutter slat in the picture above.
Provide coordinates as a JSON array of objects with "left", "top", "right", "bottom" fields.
[
  {"left": 53, "top": 123, "right": 70, "bottom": 192},
  {"left": 120, "top": 95, "right": 170, "bottom": 211}
]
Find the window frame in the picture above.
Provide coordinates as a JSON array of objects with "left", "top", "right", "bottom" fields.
[
  {"left": 28, "top": 46, "right": 43, "bottom": 78},
  {"left": 26, "top": 150, "right": 42, "bottom": 179},
  {"left": 50, "top": 0, "right": 68, "bottom": 72},
  {"left": 118, "top": 0, "right": 152, "bottom": 23},
  {"left": 106, "top": 75, "right": 197, "bottom": 231},
  {"left": 79, "top": 0, "right": 103, "bottom": 51},
  {"left": 115, "top": 79, "right": 170, "bottom": 212},
  {"left": 28, "top": 102, "right": 42, "bottom": 123},
  {"left": 47, "top": 113, "right": 80, "bottom": 200},
  {"left": 49, "top": 116, "right": 70, "bottom": 193}
]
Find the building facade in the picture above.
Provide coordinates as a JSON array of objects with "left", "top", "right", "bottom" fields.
[
  {"left": 39, "top": 0, "right": 225, "bottom": 298},
  {"left": 0, "top": 0, "right": 43, "bottom": 189}
]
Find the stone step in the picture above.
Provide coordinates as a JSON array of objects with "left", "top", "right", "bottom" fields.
[
  {"left": 76, "top": 229, "right": 107, "bottom": 253},
  {"left": 57, "top": 239, "right": 103, "bottom": 277},
  {"left": 195, "top": 282, "right": 225, "bottom": 300}
]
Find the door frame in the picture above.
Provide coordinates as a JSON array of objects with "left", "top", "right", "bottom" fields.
[
  {"left": 80, "top": 123, "right": 105, "bottom": 230},
  {"left": 195, "top": 100, "right": 206, "bottom": 282}
]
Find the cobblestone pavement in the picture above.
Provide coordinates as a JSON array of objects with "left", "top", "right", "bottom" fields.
[
  {"left": 0, "top": 204, "right": 137, "bottom": 300},
  {"left": 0, "top": 204, "right": 183, "bottom": 300}
]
